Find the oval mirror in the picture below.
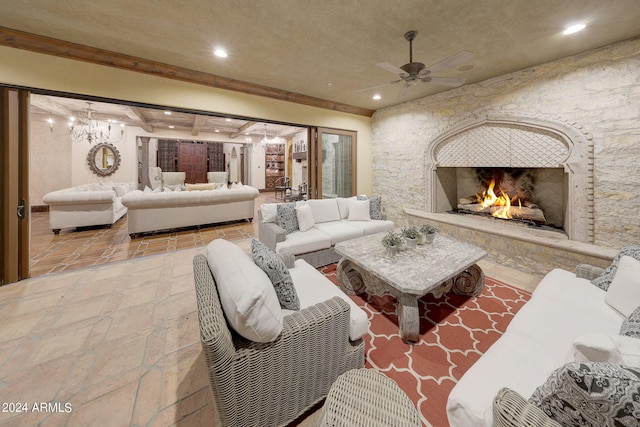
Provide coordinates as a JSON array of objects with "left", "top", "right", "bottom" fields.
[{"left": 87, "top": 143, "right": 121, "bottom": 177}]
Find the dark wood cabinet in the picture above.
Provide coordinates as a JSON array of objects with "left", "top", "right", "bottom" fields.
[{"left": 265, "top": 144, "right": 285, "bottom": 190}]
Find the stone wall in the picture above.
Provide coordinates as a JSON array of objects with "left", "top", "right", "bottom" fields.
[{"left": 372, "top": 38, "right": 640, "bottom": 249}]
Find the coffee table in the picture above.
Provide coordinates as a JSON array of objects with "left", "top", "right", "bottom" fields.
[{"left": 334, "top": 231, "right": 487, "bottom": 342}]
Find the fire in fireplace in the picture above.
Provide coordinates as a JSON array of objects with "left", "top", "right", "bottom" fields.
[{"left": 457, "top": 168, "right": 546, "bottom": 223}]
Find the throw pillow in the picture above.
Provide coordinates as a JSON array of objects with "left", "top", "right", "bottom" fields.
[
  {"left": 260, "top": 203, "right": 279, "bottom": 223},
  {"left": 206, "top": 239, "right": 283, "bottom": 342},
  {"left": 604, "top": 256, "right": 640, "bottom": 317},
  {"left": 348, "top": 199, "right": 371, "bottom": 221},
  {"left": 358, "top": 195, "right": 383, "bottom": 220},
  {"left": 592, "top": 245, "right": 640, "bottom": 291},
  {"left": 185, "top": 183, "right": 216, "bottom": 191},
  {"left": 277, "top": 203, "right": 299, "bottom": 234},
  {"left": 570, "top": 332, "right": 640, "bottom": 367},
  {"left": 113, "top": 185, "right": 129, "bottom": 197},
  {"left": 251, "top": 239, "right": 300, "bottom": 310},
  {"left": 529, "top": 362, "right": 640, "bottom": 427},
  {"left": 621, "top": 306, "right": 640, "bottom": 338},
  {"left": 295, "top": 203, "right": 315, "bottom": 232}
]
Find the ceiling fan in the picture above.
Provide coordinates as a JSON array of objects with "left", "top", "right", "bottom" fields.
[{"left": 359, "top": 30, "right": 475, "bottom": 100}]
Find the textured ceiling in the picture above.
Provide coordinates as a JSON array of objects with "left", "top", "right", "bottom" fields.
[{"left": 2, "top": 0, "right": 640, "bottom": 111}]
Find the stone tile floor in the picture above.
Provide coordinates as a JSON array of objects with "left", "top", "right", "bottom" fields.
[{"left": 1, "top": 192, "right": 537, "bottom": 426}]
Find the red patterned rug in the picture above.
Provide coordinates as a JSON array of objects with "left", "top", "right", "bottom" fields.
[{"left": 318, "top": 264, "right": 531, "bottom": 427}]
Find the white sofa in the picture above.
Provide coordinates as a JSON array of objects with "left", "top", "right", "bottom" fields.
[
  {"left": 122, "top": 184, "right": 259, "bottom": 238},
  {"left": 258, "top": 197, "right": 394, "bottom": 267},
  {"left": 42, "top": 182, "right": 137, "bottom": 234},
  {"left": 446, "top": 263, "right": 627, "bottom": 426}
]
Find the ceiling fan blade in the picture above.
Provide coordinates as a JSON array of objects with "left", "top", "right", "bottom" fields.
[
  {"left": 396, "top": 83, "right": 412, "bottom": 101},
  {"left": 376, "top": 62, "right": 409, "bottom": 77},
  {"left": 425, "top": 50, "right": 475, "bottom": 74},
  {"left": 423, "top": 76, "right": 467, "bottom": 87},
  {"left": 356, "top": 80, "right": 402, "bottom": 92}
]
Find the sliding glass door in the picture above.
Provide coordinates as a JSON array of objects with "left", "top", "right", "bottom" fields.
[
  {"left": 1, "top": 87, "right": 31, "bottom": 284},
  {"left": 309, "top": 128, "right": 356, "bottom": 199}
]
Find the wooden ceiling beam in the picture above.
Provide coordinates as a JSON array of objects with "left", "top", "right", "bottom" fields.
[
  {"left": 191, "top": 114, "right": 206, "bottom": 136},
  {"left": 30, "top": 93, "right": 73, "bottom": 117},
  {"left": 230, "top": 121, "right": 261, "bottom": 139},
  {"left": 121, "top": 106, "right": 154, "bottom": 132},
  {"left": 0, "top": 27, "right": 375, "bottom": 117}
]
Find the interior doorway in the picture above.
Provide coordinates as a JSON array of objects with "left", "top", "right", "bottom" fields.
[{"left": 310, "top": 127, "right": 357, "bottom": 199}]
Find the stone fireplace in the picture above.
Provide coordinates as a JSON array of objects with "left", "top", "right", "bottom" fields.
[{"left": 425, "top": 112, "right": 594, "bottom": 243}]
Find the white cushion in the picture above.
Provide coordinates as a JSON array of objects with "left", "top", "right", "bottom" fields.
[
  {"left": 206, "top": 239, "right": 283, "bottom": 342},
  {"left": 336, "top": 196, "right": 357, "bottom": 219},
  {"left": 570, "top": 332, "right": 640, "bottom": 367},
  {"left": 295, "top": 203, "right": 315, "bottom": 232},
  {"left": 285, "top": 259, "right": 369, "bottom": 341},
  {"left": 315, "top": 221, "right": 363, "bottom": 245},
  {"left": 605, "top": 256, "right": 640, "bottom": 317},
  {"left": 260, "top": 203, "right": 278, "bottom": 223},
  {"left": 275, "top": 229, "right": 332, "bottom": 256},
  {"left": 347, "top": 199, "right": 370, "bottom": 221},
  {"left": 342, "top": 219, "right": 395, "bottom": 235},
  {"left": 307, "top": 199, "right": 341, "bottom": 223}
]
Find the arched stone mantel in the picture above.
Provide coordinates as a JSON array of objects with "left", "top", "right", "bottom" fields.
[{"left": 425, "top": 111, "right": 594, "bottom": 243}]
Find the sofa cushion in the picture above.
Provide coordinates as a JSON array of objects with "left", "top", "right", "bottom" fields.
[
  {"left": 275, "top": 228, "right": 332, "bottom": 256},
  {"left": 336, "top": 196, "right": 357, "bottom": 219},
  {"left": 592, "top": 245, "right": 640, "bottom": 291},
  {"left": 358, "top": 195, "right": 383, "bottom": 220},
  {"left": 341, "top": 219, "right": 394, "bottom": 235},
  {"left": 261, "top": 203, "right": 279, "bottom": 223},
  {"left": 286, "top": 259, "right": 368, "bottom": 341},
  {"left": 206, "top": 239, "right": 283, "bottom": 342},
  {"left": 621, "top": 306, "right": 640, "bottom": 338},
  {"left": 570, "top": 332, "right": 640, "bottom": 367},
  {"left": 315, "top": 222, "right": 364, "bottom": 246},
  {"left": 295, "top": 203, "right": 315, "bottom": 232},
  {"left": 348, "top": 199, "right": 371, "bottom": 221},
  {"left": 251, "top": 239, "right": 300, "bottom": 310},
  {"left": 186, "top": 183, "right": 216, "bottom": 191},
  {"left": 277, "top": 203, "right": 299, "bottom": 234},
  {"left": 529, "top": 362, "right": 640, "bottom": 426},
  {"left": 605, "top": 256, "right": 640, "bottom": 317},
  {"left": 307, "top": 199, "right": 341, "bottom": 223}
]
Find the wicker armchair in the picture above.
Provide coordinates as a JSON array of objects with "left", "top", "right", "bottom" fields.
[{"left": 192, "top": 254, "right": 364, "bottom": 427}]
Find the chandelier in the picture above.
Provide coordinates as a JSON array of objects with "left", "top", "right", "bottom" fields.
[
  {"left": 260, "top": 124, "right": 283, "bottom": 148},
  {"left": 47, "top": 102, "right": 124, "bottom": 144}
]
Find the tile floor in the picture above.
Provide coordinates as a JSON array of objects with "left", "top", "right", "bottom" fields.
[{"left": 0, "top": 192, "right": 538, "bottom": 426}]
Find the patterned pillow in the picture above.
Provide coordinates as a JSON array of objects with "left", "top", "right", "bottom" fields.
[
  {"left": 621, "top": 306, "right": 640, "bottom": 338},
  {"left": 251, "top": 239, "right": 300, "bottom": 310},
  {"left": 592, "top": 245, "right": 640, "bottom": 291},
  {"left": 529, "top": 362, "right": 640, "bottom": 426},
  {"left": 277, "top": 203, "right": 299, "bottom": 234},
  {"left": 357, "top": 195, "right": 383, "bottom": 220}
]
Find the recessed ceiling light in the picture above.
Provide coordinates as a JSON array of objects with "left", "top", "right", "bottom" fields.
[
  {"left": 164, "top": 111, "right": 172, "bottom": 115},
  {"left": 214, "top": 129, "right": 220, "bottom": 133},
  {"left": 373, "top": 94, "right": 381, "bottom": 100},
  {"left": 563, "top": 23, "right": 586, "bottom": 35},
  {"left": 214, "top": 48, "right": 228, "bottom": 58},
  {"left": 168, "top": 125, "right": 175, "bottom": 129},
  {"left": 225, "top": 118, "right": 232, "bottom": 122}
]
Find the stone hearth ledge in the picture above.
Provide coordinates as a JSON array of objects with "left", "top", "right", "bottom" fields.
[{"left": 404, "top": 208, "right": 618, "bottom": 281}]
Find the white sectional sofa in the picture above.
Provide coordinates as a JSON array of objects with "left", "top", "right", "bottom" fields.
[
  {"left": 446, "top": 256, "right": 640, "bottom": 427},
  {"left": 258, "top": 197, "right": 394, "bottom": 267},
  {"left": 122, "top": 184, "right": 259, "bottom": 238},
  {"left": 42, "top": 182, "right": 137, "bottom": 234}
]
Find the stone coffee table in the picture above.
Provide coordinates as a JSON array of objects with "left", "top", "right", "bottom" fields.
[{"left": 334, "top": 231, "right": 487, "bottom": 342}]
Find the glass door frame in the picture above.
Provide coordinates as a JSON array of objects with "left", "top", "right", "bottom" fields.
[{"left": 308, "top": 127, "right": 357, "bottom": 199}]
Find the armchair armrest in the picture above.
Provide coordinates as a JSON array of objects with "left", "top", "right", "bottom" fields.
[
  {"left": 258, "top": 220, "right": 286, "bottom": 251},
  {"left": 493, "top": 388, "right": 561, "bottom": 427},
  {"left": 576, "top": 263, "right": 605, "bottom": 281}
]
